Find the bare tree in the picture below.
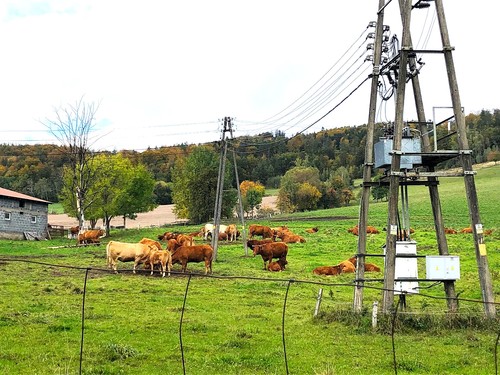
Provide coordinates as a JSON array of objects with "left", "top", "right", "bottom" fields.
[{"left": 42, "top": 97, "right": 100, "bottom": 229}]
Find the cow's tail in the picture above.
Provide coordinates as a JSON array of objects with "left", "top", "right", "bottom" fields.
[{"left": 105, "top": 241, "right": 111, "bottom": 268}]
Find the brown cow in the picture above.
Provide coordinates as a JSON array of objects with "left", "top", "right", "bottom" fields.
[
  {"left": 267, "top": 258, "right": 288, "bottom": 272},
  {"left": 78, "top": 229, "right": 105, "bottom": 245},
  {"left": 171, "top": 245, "right": 213, "bottom": 274},
  {"left": 248, "top": 224, "right": 274, "bottom": 239},
  {"left": 305, "top": 227, "right": 319, "bottom": 234},
  {"left": 252, "top": 242, "right": 288, "bottom": 270},
  {"left": 167, "top": 238, "right": 181, "bottom": 253},
  {"left": 444, "top": 228, "right": 458, "bottom": 234},
  {"left": 313, "top": 265, "right": 343, "bottom": 276},
  {"left": 337, "top": 260, "right": 355, "bottom": 273},
  {"left": 247, "top": 238, "right": 274, "bottom": 250},
  {"left": 348, "top": 225, "right": 380, "bottom": 236},
  {"left": 225, "top": 224, "right": 238, "bottom": 242},
  {"left": 146, "top": 249, "right": 172, "bottom": 277},
  {"left": 139, "top": 238, "right": 163, "bottom": 250},
  {"left": 348, "top": 257, "right": 381, "bottom": 272},
  {"left": 460, "top": 227, "right": 473, "bottom": 234},
  {"left": 275, "top": 231, "right": 306, "bottom": 243},
  {"left": 69, "top": 226, "right": 80, "bottom": 239},
  {"left": 106, "top": 241, "right": 155, "bottom": 273}
]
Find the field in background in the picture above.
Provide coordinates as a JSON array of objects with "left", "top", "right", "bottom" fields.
[{"left": 1, "top": 164, "right": 499, "bottom": 374}]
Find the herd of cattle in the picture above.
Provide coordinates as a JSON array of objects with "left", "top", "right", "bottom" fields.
[{"left": 69, "top": 222, "right": 493, "bottom": 277}]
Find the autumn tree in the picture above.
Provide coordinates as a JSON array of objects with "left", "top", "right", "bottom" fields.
[
  {"left": 42, "top": 98, "right": 100, "bottom": 228},
  {"left": 240, "top": 180, "right": 265, "bottom": 217},
  {"left": 277, "top": 166, "right": 323, "bottom": 213}
]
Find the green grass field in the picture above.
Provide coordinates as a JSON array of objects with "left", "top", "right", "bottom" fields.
[{"left": 1, "top": 164, "right": 499, "bottom": 374}]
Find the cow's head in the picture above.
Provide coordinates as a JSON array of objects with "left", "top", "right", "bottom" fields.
[{"left": 252, "top": 245, "right": 262, "bottom": 256}]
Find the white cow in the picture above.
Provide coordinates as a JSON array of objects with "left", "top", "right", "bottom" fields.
[{"left": 203, "top": 223, "right": 228, "bottom": 240}]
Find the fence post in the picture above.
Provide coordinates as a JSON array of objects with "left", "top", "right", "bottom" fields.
[
  {"left": 314, "top": 288, "right": 323, "bottom": 317},
  {"left": 372, "top": 301, "right": 378, "bottom": 329}
]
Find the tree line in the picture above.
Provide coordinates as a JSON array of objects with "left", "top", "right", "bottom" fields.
[{"left": 1, "top": 109, "right": 498, "bottom": 224}]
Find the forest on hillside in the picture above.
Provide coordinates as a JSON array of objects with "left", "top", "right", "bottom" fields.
[{"left": 0, "top": 109, "right": 499, "bottom": 204}]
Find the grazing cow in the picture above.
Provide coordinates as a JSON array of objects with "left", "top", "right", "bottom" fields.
[
  {"left": 146, "top": 249, "right": 172, "bottom": 277},
  {"left": 78, "top": 229, "right": 105, "bottom": 245},
  {"left": 171, "top": 245, "right": 213, "bottom": 274},
  {"left": 484, "top": 229, "right": 494, "bottom": 236},
  {"left": 226, "top": 224, "right": 238, "bottom": 242},
  {"left": 139, "top": 238, "right": 163, "bottom": 250},
  {"left": 106, "top": 241, "right": 155, "bottom": 273},
  {"left": 305, "top": 227, "right": 319, "bottom": 234},
  {"left": 267, "top": 258, "right": 288, "bottom": 272},
  {"left": 444, "top": 228, "right": 458, "bottom": 234},
  {"left": 275, "top": 231, "right": 306, "bottom": 243},
  {"left": 337, "top": 260, "right": 356, "bottom": 273},
  {"left": 69, "top": 226, "right": 80, "bottom": 239},
  {"left": 460, "top": 227, "right": 473, "bottom": 234},
  {"left": 313, "top": 265, "right": 343, "bottom": 276},
  {"left": 252, "top": 242, "right": 288, "bottom": 270},
  {"left": 348, "top": 257, "right": 381, "bottom": 272},
  {"left": 157, "top": 232, "right": 178, "bottom": 241},
  {"left": 248, "top": 224, "right": 274, "bottom": 239}
]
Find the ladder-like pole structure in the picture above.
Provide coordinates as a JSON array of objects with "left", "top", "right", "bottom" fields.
[
  {"left": 354, "top": 0, "right": 387, "bottom": 313},
  {"left": 435, "top": 0, "right": 495, "bottom": 317}
]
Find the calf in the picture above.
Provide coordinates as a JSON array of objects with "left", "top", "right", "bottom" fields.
[
  {"left": 225, "top": 224, "right": 238, "bottom": 241},
  {"left": 252, "top": 242, "right": 288, "bottom": 270},
  {"left": 267, "top": 258, "right": 288, "bottom": 272},
  {"left": 348, "top": 257, "right": 381, "bottom": 272},
  {"left": 171, "top": 245, "right": 213, "bottom": 274},
  {"left": 78, "top": 229, "right": 105, "bottom": 245},
  {"left": 337, "top": 260, "right": 355, "bottom": 273},
  {"left": 305, "top": 227, "right": 319, "bottom": 234},
  {"left": 313, "top": 265, "right": 343, "bottom": 276},
  {"left": 146, "top": 249, "right": 172, "bottom": 277}
]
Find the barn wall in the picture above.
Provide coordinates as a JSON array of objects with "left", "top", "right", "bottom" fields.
[{"left": 0, "top": 197, "right": 49, "bottom": 239}]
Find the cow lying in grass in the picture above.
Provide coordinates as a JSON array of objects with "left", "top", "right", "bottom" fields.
[{"left": 267, "top": 258, "right": 288, "bottom": 272}]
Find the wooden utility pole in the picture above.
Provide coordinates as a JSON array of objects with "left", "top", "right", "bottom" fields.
[
  {"left": 435, "top": 0, "right": 495, "bottom": 317},
  {"left": 356, "top": 0, "right": 494, "bottom": 317},
  {"left": 211, "top": 117, "right": 249, "bottom": 259},
  {"left": 354, "top": 0, "right": 387, "bottom": 312}
]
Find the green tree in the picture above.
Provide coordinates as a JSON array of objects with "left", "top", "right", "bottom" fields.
[
  {"left": 277, "top": 166, "right": 323, "bottom": 213},
  {"left": 172, "top": 146, "right": 235, "bottom": 224},
  {"left": 240, "top": 180, "right": 265, "bottom": 217}
]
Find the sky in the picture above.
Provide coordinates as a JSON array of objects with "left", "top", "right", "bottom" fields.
[{"left": 0, "top": 1, "right": 498, "bottom": 152}]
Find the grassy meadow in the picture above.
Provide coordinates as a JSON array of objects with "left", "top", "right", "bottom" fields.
[{"left": 0, "top": 164, "right": 499, "bottom": 374}]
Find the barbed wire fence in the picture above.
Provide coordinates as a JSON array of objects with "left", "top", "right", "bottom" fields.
[{"left": 1, "top": 257, "right": 500, "bottom": 375}]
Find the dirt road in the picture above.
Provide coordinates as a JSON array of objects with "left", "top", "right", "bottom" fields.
[{"left": 48, "top": 196, "right": 277, "bottom": 229}]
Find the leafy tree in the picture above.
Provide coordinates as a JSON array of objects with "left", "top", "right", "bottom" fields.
[
  {"left": 371, "top": 174, "right": 389, "bottom": 202},
  {"left": 295, "top": 182, "right": 321, "bottom": 211},
  {"left": 240, "top": 180, "right": 265, "bottom": 217},
  {"left": 172, "top": 146, "right": 235, "bottom": 224},
  {"left": 277, "top": 166, "right": 323, "bottom": 213},
  {"left": 153, "top": 180, "right": 173, "bottom": 205}
]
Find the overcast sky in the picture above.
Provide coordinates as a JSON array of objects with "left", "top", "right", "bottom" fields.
[{"left": 0, "top": 1, "right": 498, "bottom": 151}]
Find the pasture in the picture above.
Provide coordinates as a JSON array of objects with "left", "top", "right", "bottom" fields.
[{"left": 0, "top": 164, "right": 499, "bottom": 374}]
